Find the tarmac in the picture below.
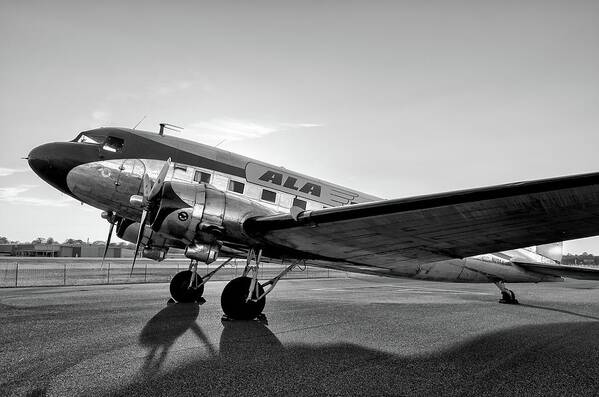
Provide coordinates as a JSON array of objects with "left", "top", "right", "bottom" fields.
[{"left": 1, "top": 276, "right": 599, "bottom": 396}]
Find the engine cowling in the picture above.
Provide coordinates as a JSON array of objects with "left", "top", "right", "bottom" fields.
[
  {"left": 116, "top": 218, "right": 170, "bottom": 260},
  {"left": 142, "top": 246, "right": 168, "bottom": 261},
  {"left": 149, "top": 181, "right": 277, "bottom": 248}
]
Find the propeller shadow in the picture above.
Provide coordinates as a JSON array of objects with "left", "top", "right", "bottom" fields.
[{"left": 138, "top": 303, "right": 206, "bottom": 374}]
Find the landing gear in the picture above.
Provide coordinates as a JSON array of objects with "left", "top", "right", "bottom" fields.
[
  {"left": 170, "top": 258, "right": 234, "bottom": 303},
  {"left": 494, "top": 280, "right": 519, "bottom": 304},
  {"left": 220, "top": 248, "right": 305, "bottom": 320},
  {"left": 170, "top": 270, "right": 204, "bottom": 303},
  {"left": 221, "top": 276, "right": 266, "bottom": 320}
]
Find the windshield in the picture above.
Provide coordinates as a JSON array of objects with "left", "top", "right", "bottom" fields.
[{"left": 72, "top": 133, "right": 104, "bottom": 144}]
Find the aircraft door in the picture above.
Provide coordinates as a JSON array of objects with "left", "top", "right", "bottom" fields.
[{"left": 115, "top": 159, "right": 146, "bottom": 195}]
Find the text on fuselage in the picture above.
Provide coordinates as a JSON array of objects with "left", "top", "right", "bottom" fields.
[{"left": 258, "top": 171, "right": 321, "bottom": 197}]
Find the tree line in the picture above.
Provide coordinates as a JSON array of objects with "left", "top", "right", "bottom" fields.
[{"left": 0, "top": 236, "right": 134, "bottom": 248}]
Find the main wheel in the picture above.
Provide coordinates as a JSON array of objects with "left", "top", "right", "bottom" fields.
[
  {"left": 221, "top": 276, "right": 266, "bottom": 320},
  {"left": 499, "top": 290, "right": 519, "bottom": 304},
  {"left": 170, "top": 270, "right": 204, "bottom": 303}
]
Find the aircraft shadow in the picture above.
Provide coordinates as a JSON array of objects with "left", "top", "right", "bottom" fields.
[
  {"left": 120, "top": 319, "right": 599, "bottom": 396},
  {"left": 138, "top": 303, "right": 213, "bottom": 375}
]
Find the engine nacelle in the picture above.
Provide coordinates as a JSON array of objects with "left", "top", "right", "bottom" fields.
[
  {"left": 116, "top": 219, "right": 171, "bottom": 260},
  {"left": 151, "top": 181, "right": 277, "bottom": 247},
  {"left": 184, "top": 242, "right": 220, "bottom": 264},
  {"left": 142, "top": 247, "right": 168, "bottom": 261}
]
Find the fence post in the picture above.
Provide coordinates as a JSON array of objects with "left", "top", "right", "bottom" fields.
[
  {"left": 15, "top": 262, "right": 18, "bottom": 287},
  {"left": 107, "top": 262, "right": 111, "bottom": 284},
  {"left": 63, "top": 263, "right": 67, "bottom": 286}
]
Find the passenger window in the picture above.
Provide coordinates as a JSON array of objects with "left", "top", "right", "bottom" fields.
[
  {"left": 173, "top": 165, "right": 188, "bottom": 180},
  {"left": 194, "top": 171, "right": 211, "bottom": 184},
  {"left": 261, "top": 189, "right": 276, "bottom": 203},
  {"left": 228, "top": 180, "right": 245, "bottom": 194},
  {"left": 292, "top": 198, "right": 307, "bottom": 210},
  {"left": 102, "top": 136, "right": 124, "bottom": 152}
]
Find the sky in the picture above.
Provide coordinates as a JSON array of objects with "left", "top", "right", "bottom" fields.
[{"left": 1, "top": 0, "right": 598, "bottom": 254}]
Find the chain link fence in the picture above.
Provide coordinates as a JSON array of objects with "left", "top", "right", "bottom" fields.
[{"left": 0, "top": 257, "right": 347, "bottom": 288}]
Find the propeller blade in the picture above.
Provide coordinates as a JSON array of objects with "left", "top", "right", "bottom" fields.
[
  {"left": 142, "top": 173, "right": 151, "bottom": 200},
  {"left": 149, "top": 158, "right": 171, "bottom": 200},
  {"left": 100, "top": 221, "right": 115, "bottom": 269},
  {"left": 130, "top": 209, "right": 148, "bottom": 276}
]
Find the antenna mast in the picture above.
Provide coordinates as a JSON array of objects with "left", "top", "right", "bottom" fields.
[{"left": 132, "top": 115, "right": 147, "bottom": 130}]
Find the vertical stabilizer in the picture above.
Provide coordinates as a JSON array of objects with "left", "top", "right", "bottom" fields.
[{"left": 536, "top": 242, "right": 563, "bottom": 263}]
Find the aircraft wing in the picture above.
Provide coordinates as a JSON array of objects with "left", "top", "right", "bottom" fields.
[
  {"left": 245, "top": 171, "right": 599, "bottom": 269},
  {"left": 512, "top": 260, "right": 599, "bottom": 281}
]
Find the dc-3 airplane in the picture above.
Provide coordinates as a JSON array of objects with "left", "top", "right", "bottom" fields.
[{"left": 28, "top": 125, "right": 599, "bottom": 320}]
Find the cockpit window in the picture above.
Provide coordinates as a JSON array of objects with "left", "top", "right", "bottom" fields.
[
  {"left": 75, "top": 134, "right": 102, "bottom": 144},
  {"left": 102, "top": 136, "right": 125, "bottom": 153}
]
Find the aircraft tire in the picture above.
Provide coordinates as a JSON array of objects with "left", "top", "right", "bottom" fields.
[
  {"left": 221, "top": 276, "right": 266, "bottom": 320},
  {"left": 170, "top": 270, "right": 205, "bottom": 303}
]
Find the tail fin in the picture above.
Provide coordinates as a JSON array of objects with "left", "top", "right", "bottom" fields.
[{"left": 536, "top": 242, "right": 563, "bottom": 263}]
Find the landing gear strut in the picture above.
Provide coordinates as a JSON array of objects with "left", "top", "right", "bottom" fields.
[
  {"left": 220, "top": 249, "right": 303, "bottom": 320},
  {"left": 494, "top": 280, "right": 519, "bottom": 304},
  {"left": 169, "top": 258, "right": 233, "bottom": 303}
]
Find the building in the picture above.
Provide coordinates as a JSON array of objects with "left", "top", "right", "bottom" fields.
[{"left": 0, "top": 243, "right": 123, "bottom": 258}]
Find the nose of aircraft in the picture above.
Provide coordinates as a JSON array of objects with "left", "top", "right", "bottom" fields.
[
  {"left": 28, "top": 144, "right": 51, "bottom": 175},
  {"left": 28, "top": 143, "right": 53, "bottom": 177},
  {"left": 28, "top": 142, "right": 88, "bottom": 195}
]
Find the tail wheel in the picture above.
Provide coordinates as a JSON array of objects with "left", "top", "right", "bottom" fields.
[
  {"left": 221, "top": 276, "right": 266, "bottom": 320},
  {"left": 170, "top": 270, "right": 204, "bottom": 303}
]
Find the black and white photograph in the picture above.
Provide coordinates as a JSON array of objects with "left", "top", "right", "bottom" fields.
[{"left": 1, "top": 1, "right": 599, "bottom": 396}]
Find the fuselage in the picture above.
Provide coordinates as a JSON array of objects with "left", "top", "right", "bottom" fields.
[{"left": 28, "top": 127, "right": 561, "bottom": 283}]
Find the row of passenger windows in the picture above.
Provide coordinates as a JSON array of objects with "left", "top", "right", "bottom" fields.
[
  {"left": 175, "top": 165, "right": 308, "bottom": 210},
  {"left": 227, "top": 178, "right": 307, "bottom": 209}
]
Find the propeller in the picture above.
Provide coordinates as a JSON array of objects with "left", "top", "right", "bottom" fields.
[
  {"left": 130, "top": 158, "right": 171, "bottom": 276},
  {"left": 101, "top": 220, "right": 115, "bottom": 268},
  {"left": 100, "top": 211, "right": 119, "bottom": 269}
]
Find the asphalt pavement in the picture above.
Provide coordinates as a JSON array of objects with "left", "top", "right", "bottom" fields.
[{"left": 1, "top": 276, "right": 599, "bottom": 396}]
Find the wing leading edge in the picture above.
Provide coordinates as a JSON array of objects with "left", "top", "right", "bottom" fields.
[{"left": 244, "top": 171, "right": 599, "bottom": 270}]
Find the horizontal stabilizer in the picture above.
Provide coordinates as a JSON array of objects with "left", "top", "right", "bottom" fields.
[{"left": 514, "top": 260, "right": 599, "bottom": 281}]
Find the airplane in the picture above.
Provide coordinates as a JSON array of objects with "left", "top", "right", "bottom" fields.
[{"left": 27, "top": 125, "right": 599, "bottom": 320}]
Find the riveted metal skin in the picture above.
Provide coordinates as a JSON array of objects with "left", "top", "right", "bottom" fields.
[{"left": 150, "top": 181, "right": 277, "bottom": 248}]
